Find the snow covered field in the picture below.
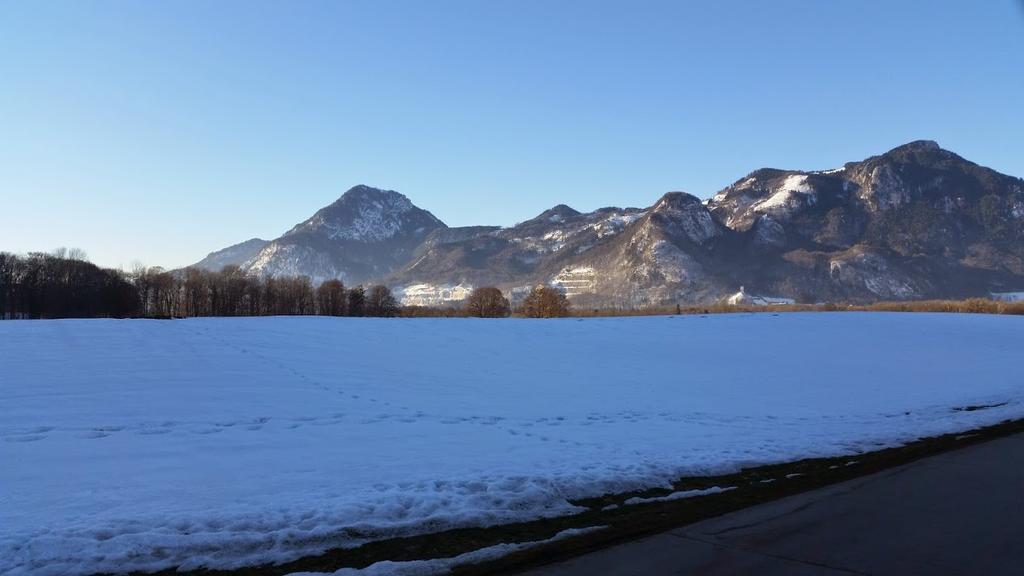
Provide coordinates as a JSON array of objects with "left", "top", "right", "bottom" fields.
[{"left": 2, "top": 313, "right": 1023, "bottom": 575}]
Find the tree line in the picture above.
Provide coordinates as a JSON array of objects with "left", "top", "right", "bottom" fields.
[
  {"left": 133, "top": 265, "right": 400, "bottom": 318},
  {"left": 399, "top": 286, "right": 569, "bottom": 318},
  {"left": 0, "top": 252, "right": 399, "bottom": 319},
  {"left": 0, "top": 250, "right": 572, "bottom": 320},
  {"left": 0, "top": 252, "right": 138, "bottom": 319}
]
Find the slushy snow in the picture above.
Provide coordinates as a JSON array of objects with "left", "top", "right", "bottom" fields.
[
  {"left": 289, "top": 526, "right": 606, "bottom": 576},
  {"left": 2, "top": 313, "right": 1023, "bottom": 575},
  {"left": 622, "top": 486, "right": 736, "bottom": 506}
]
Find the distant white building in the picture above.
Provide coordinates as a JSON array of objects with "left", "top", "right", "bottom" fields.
[
  {"left": 726, "top": 286, "right": 795, "bottom": 306},
  {"left": 991, "top": 292, "right": 1024, "bottom": 302}
]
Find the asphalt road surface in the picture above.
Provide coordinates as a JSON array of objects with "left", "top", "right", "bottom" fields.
[{"left": 518, "top": 432, "right": 1024, "bottom": 575}]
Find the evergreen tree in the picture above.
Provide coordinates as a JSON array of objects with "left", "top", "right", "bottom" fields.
[
  {"left": 366, "top": 285, "right": 399, "bottom": 317},
  {"left": 347, "top": 286, "right": 366, "bottom": 317}
]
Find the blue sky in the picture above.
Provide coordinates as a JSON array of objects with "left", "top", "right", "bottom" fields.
[{"left": 2, "top": 0, "right": 1023, "bottom": 269}]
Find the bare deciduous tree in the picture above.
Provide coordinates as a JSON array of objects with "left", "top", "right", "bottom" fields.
[
  {"left": 316, "top": 279, "right": 346, "bottom": 316},
  {"left": 465, "top": 286, "right": 510, "bottom": 318},
  {"left": 519, "top": 285, "right": 570, "bottom": 318},
  {"left": 366, "top": 285, "right": 399, "bottom": 317}
]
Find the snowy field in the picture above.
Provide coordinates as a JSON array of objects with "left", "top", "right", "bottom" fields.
[{"left": 2, "top": 313, "right": 1023, "bottom": 575}]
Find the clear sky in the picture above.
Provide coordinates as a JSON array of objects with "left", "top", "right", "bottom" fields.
[{"left": 2, "top": 0, "right": 1023, "bottom": 269}]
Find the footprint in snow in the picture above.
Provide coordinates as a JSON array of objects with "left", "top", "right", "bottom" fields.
[{"left": 4, "top": 434, "right": 47, "bottom": 443}]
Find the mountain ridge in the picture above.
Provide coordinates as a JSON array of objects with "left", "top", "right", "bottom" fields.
[{"left": 191, "top": 142, "right": 1024, "bottom": 306}]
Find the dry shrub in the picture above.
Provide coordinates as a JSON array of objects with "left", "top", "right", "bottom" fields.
[
  {"left": 568, "top": 298, "right": 1024, "bottom": 318},
  {"left": 403, "top": 297, "right": 1024, "bottom": 319},
  {"left": 400, "top": 305, "right": 464, "bottom": 318},
  {"left": 1002, "top": 301, "right": 1024, "bottom": 315}
]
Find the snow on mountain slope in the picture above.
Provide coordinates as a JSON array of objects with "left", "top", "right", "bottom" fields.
[
  {"left": 394, "top": 283, "right": 473, "bottom": 306},
  {"left": 3, "top": 314, "right": 1023, "bottom": 574},
  {"left": 385, "top": 204, "right": 648, "bottom": 290},
  {"left": 710, "top": 170, "right": 825, "bottom": 232},
  {"left": 242, "top": 242, "right": 347, "bottom": 282},
  {"left": 239, "top": 186, "right": 447, "bottom": 284},
  {"left": 189, "top": 238, "right": 269, "bottom": 271},
  {"left": 750, "top": 174, "right": 817, "bottom": 216}
]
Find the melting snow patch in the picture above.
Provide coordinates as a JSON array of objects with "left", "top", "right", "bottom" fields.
[
  {"left": 289, "top": 526, "right": 607, "bottom": 576},
  {"left": 623, "top": 486, "right": 736, "bottom": 506},
  {"left": 591, "top": 211, "right": 646, "bottom": 238}
]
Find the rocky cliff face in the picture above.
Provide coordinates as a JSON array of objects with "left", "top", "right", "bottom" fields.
[{"left": 703, "top": 140, "right": 1024, "bottom": 302}]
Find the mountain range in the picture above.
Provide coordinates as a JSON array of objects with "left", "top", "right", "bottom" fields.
[{"left": 191, "top": 141, "right": 1024, "bottom": 306}]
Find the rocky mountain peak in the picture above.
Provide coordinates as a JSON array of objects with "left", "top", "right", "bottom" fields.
[
  {"left": 286, "top": 185, "right": 445, "bottom": 243},
  {"left": 532, "top": 204, "right": 582, "bottom": 224},
  {"left": 653, "top": 191, "right": 704, "bottom": 210},
  {"left": 334, "top": 184, "right": 409, "bottom": 204},
  {"left": 650, "top": 192, "right": 722, "bottom": 245},
  {"left": 868, "top": 140, "right": 958, "bottom": 171},
  {"left": 889, "top": 139, "right": 940, "bottom": 153},
  {"left": 320, "top": 185, "right": 417, "bottom": 220},
  {"left": 208, "top": 185, "right": 449, "bottom": 284}
]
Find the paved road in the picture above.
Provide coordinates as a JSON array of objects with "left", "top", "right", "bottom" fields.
[{"left": 519, "top": 433, "right": 1024, "bottom": 575}]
